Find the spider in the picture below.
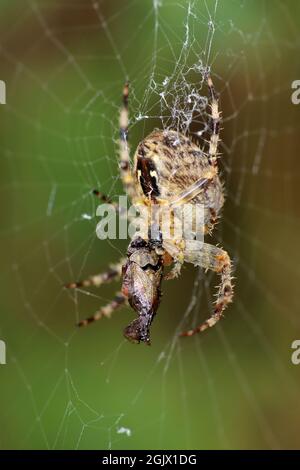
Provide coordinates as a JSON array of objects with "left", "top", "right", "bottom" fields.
[{"left": 65, "top": 74, "right": 233, "bottom": 345}]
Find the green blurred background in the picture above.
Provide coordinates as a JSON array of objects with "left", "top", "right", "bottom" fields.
[{"left": 0, "top": 0, "right": 300, "bottom": 449}]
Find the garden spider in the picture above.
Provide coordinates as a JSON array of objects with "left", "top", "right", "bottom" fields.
[{"left": 65, "top": 74, "right": 233, "bottom": 344}]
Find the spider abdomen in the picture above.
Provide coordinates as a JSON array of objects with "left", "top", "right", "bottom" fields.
[{"left": 134, "top": 129, "right": 224, "bottom": 232}]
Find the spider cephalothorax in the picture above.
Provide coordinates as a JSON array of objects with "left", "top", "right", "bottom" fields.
[{"left": 65, "top": 74, "right": 234, "bottom": 343}]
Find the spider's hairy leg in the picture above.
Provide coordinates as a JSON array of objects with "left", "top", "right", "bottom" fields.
[
  {"left": 169, "top": 169, "right": 217, "bottom": 207},
  {"left": 206, "top": 73, "right": 222, "bottom": 167},
  {"left": 161, "top": 240, "right": 184, "bottom": 281},
  {"left": 180, "top": 240, "right": 234, "bottom": 337},
  {"left": 119, "top": 83, "right": 137, "bottom": 202},
  {"left": 64, "top": 259, "right": 125, "bottom": 289},
  {"left": 164, "top": 259, "right": 182, "bottom": 281},
  {"left": 77, "top": 292, "right": 126, "bottom": 327},
  {"left": 92, "top": 189, "right": 128, "bottom": 217},
  {"left": 92, "top": 189, "right": 119, "bottom": 210}
]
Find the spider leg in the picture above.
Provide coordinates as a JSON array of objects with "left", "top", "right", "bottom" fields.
[
  {"left": 77, "top": 292, "right": 126, "bottom": 327},
  {"left": 164, "top": 259, "right": 182, "bottom": 281},
  {"left": 160, "top": 240, "right": 184, "bottom": 280},
  {"left": 92, "top": 189, "right": 119, "bottom": 210},
  {"left": 92, "top": 189, "right": 128, "bottom": 218},
  {"left": 168, "top": 171, "right": 217, "bottom": 207},
  {"left": 64, "top": 259, "right": 125, "bottom": 289},
  {"left": 206, "top": 73, "right": 221, "bottom": 167},
  {"left": 119, "top": 83, "right": 137, "bottom": 201},
  {"left": 180, "top": 240, "right": 233, "bottom": 336}
]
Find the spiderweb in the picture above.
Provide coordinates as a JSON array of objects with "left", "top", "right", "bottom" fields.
[{"left": 1, "top": 0, "right": 300, "bottom": 450}]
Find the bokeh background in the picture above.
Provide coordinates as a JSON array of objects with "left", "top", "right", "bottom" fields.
[{"left": 1, "top": 0, "right": 300, "bottom": 450}]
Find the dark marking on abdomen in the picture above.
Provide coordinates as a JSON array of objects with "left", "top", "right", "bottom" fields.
[{"left": 137, "top": 157, "right": 160, "bottom": 199}]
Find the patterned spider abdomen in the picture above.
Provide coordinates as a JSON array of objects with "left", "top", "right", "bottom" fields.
[{"left": 133, "top": 129, "right": 224, "bottom": 234}]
